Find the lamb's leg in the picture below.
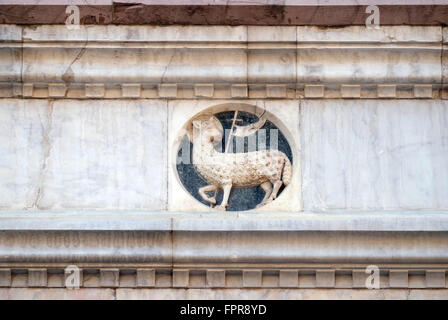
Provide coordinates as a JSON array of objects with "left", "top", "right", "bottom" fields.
[
  {"left": 215, "top": 184, "right": 232, "bottom": 211},
  {"left": 199, "top": 185, "right": 218, "bottom": 206},
  {"left": 269, "top": 180, "right": 283, "bottom": 201},
  {"left": 256, "top": 181, "right": 273, "bottom": 208}
]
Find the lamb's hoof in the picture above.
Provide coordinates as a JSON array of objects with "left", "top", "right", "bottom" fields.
[
  {"left": 214, "top": 205, "right": 227, "bottom": 211},
  {"left": 207, "top": 197, "right": 216, "bottom": 205}
]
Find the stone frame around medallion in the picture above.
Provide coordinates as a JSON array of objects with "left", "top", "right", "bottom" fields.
[{"left": 168, "top": 100, "right": 301, "bottom": 212}]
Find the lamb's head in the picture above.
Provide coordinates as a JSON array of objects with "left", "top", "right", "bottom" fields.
[{"left": 191, "top": 115, "right": 223, "bottom": 145}]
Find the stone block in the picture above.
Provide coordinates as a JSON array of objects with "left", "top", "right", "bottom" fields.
[
  {"left": 352, "top": 270, "right": 367, "bottom": 288},
  {"left": 341, "top": 85, "right": 361, "bottom": 98},
  {"left": 0, "top": 269, "right": 11, "bottom": 287},
  {"left": 37, "top": 99, "right": 167, "bottom": 210},
  {"left": 316, "top": 270, "right": 335, "bottom": 288},
  {"left": 100, "top": 269, "right": 119, "bottom": 288},
  {"left": 121, "top": 84, "right": 141, "bottom": 98},
  {"left": 0, "top": 99, "right": 50, "bottom": 209},
  {"left": 85, "top": 84, "right": 105, "bottom": 98},
  {"left": 48, "top": 83, "right": 67, "bottom": 97},
  {"left": 304, "top": 85, "right": 324, "bottom": 98},
  {"left": 230, "top": 84, "right": 248, "bottom": 98},
  {"left": 389, "top": 270, "right": 408, "bottom": 288},
  {"left": 425, "top": 270, "right": 445, "bottom": 288},
  {"left": 194, "top": 84, "right": 214, "bottom": 97},
  {"left": 173, "top": 270, "right": 189, "bottom": 288},
  {"left": 279, "top": 270, "right": 299, "bottom": 288},
  {"left": 243, "top": 270, "right": 262, "bottom": 288},
  {"left": 28, "top": 269, "right": 47, "bottom": 288},
  {"left": 136, "top": 269, "right": 155, "bottom": 288},
  {"left": 206, "top": 270, "right": 225, "bottom": 288},
  {"left": 377, "top": 84, "right": 396, "bottom": 98},
  {"left": 301, "top": 100, "right": 448, "bottom": 210},
  {"left": 158, "top": 84, "right": 177, "bottom": 98},
  {"left": 22, "top": 83, "right": 33, "bottom": 97},
  {"left": 266, "top": 85, "right": 287, "bottom": 98},
  {"left": 413, "top": 84, "right": 433, "bottom": 98}
]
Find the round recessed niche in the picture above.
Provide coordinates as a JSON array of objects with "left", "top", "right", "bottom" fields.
[{"left": 174, "top": 104, "right": 294, "bottom": 211}]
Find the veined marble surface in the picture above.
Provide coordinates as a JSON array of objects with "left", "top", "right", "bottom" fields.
[
  {"left": 0, "top": 99, "right": 167, "bottom": 210},
  {"left": 0, "top": 99, "right": 447, "bottom": 211},
  {"left": 0, "top": 99, "right": 49, "bottom": 209},
  {"left": 301, "top": 99, "right": 448, "bottom": 210}
]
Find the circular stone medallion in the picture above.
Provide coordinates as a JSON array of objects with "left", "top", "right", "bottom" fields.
[{"left": 176, "top": 109, "right": 293, "bottom": 211}]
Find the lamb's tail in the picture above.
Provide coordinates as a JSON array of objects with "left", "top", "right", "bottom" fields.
[{"left": 281, "top": 155, "right": 292, "bottom": 186}]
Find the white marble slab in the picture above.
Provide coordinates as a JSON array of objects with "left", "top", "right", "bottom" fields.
[
  {"left": 0, "top": 99, "right": 50, "bottom": 209},
  {"left": 301, "top": 100, "right": 448, "bottom": 210},
  {"left": 36, "top": 99, "right": 168, "bottom": 210}
]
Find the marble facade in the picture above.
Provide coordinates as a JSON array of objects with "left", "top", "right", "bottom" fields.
[{"left": 0, "top": 23, "right": 447, "bottom": 299}]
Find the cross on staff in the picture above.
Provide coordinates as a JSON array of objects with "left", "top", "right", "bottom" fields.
[{"left": 224, "top": 110, "right": 243, "bottom": 153}]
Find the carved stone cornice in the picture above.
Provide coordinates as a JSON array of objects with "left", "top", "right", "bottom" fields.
[
  {"left": 1, "top": 211, "right": 448, "bottom": 265},
  {"left": 0, "top": 211, "right": 447, "bottom": 289},
  {"left": 0, "top": 25, "right": 446, "bottom": 99}
]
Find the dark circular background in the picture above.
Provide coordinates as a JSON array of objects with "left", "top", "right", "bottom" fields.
[{"left": 176, "top": 111, "right": 293, "bottom": 211}]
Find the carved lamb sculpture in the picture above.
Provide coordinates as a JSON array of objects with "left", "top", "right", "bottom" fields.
[{"left": 191, "top": 114, "right": 292, "bottom": 211}]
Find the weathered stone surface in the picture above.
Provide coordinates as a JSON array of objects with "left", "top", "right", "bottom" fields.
[
  {"left": 136, "top": 269, "right": 155, "bottom": 288},
  {"left": 0, "top": 99, "right": 50, "bottom": 209},
  {"left": 28, "top": 269, "right": 47, "bottom": 288},
  {"left": 100, "top": 269, "right": 119, "bottom": 288},
  {"left": 114, "top": 288, "right": 423, "bottom": 300},
  {"left": 0, "top": 26, "right": 21, "bottom": 84},
  {"left": 301, "top": 100, "right": 448, "bottom": 210},
  {"left": 316, "top": 270, "right": 335, "bottom": 288},
  {"left": 37, "top": 99, "right": 167, "bottom": 210},
  {"left": 116, "top": 288, "right": 186, "bottom": 300},
  {"left": 0, "top": 25, "right": 436, "bottom": 93},
  {"left": 297, "top": 26, "right": 441, "bottom": 85},
  {"left": 242, "top": 270, "right": 262, "bottom": 288},
  {"left": 248, "top": 28, "right": 296, "bottom": 85},
  {"left": 22, "top": 26, "right": 247, "bottom": 85},
  {"left": 279, "top": 270, "right": 299, "bottom": 288},
  {"left": 0, "top": 269, "right": 11, "bottom": 287},
  {"left": 206, "top": 270, "right": 225, "bottom": 288},
  {"left": 425, "top": 270, "right": 446, "bottom": 288},
  {"left": 389, "top": 270, "right": 409, "bottom": 288},
  {"left": 0, "top": 288, "right": 115, "bottom": 300},
  {"left": 173, "top": 270, "right": 189, "bottom": 288},
  {"left": 2, "top": 2, "right": 448, "bottom": 26}
]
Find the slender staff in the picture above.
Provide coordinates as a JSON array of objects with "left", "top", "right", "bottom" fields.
[{"left": 225, "top": 110, "right": 239, "bottom": 153}]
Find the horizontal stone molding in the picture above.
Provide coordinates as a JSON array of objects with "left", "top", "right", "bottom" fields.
[
  {"left": 0, "top": 2, "right": 448, "bottom": 26},
  {"left": 0, "top": 83, "right": 441, "bottom": 99},
  {"left": 0, "top": 267, "right": 446, "bottom": 290},
  {"left": 1, "top": 211, "right": 448, "bottom": 232},
  {"left": 0, "top": 25, "right": 446, "bottom": 99},
  {"left": 0, "top": 264, "right": 448, "bottom": 289},
  {"left": 0, "top": 211, "right": 447, "bottom": 268}
]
